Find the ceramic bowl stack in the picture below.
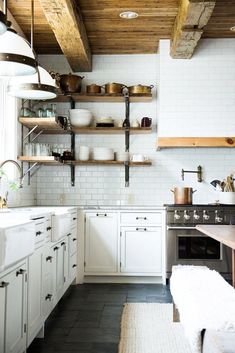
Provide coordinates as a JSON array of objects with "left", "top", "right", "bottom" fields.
[
  {"left": 69, "top": 109, "right": 93, "bottom": 127},
  {"left": 92, "top": 147, "right": 114, "bottom": 161}
]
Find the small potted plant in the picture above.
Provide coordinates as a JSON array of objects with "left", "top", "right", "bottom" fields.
[{"left": 218, "top": 174, "right": 235, "bottom": 204}]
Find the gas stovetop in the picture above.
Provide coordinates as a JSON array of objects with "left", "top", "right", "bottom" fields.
[{"left": 165, "top": 204, "right": 235, "bottom": 226}]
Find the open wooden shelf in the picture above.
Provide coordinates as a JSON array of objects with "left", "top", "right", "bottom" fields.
[
  {"left": 64, "top": 160, "right": 152, "bottom": 166},
  {"left": 157, "top": 137, "right": 235, "bottom": 149},
  {"left": 19, "top": 117, "right": 68, "bottom": 135},
  {"left": 18, "top": 157, "right": 152, "bottom": 166},
  {"left": 72, "top": 127, "right": 152, "bottom": 134},
  {"left": 18, "top": 156, "right": 61, "bottom": 164},
  {"left": 19, "top": 117, "right": 152, "bottom": 135},
  {"left": 50, "top": 93, "right": 152, "bottom": 103}
]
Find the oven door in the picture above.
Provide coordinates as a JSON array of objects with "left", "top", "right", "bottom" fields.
[
  {"left": 166, "top": 227, "right": 231, "bottom": 277},
  {"left": 177, "top": 233, "right": 222, "bottom": 260}
]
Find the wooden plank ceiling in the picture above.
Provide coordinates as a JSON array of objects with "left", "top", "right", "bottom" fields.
[
  {"left": 7, "top": 0, "right": 179, "bottom": 55},
  {"left": 6, "top": 0, "right": 235, "bottom": 57}
]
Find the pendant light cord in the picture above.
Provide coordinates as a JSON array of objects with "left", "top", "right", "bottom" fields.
[
  {"left": 31, "top": 0, "right": 34, "bottom": 49},
  {"left": 3, "top": 0, "right": 7, "bottom": 15},
  {"left": 31, "top": 0, "right": 41, "bottom": 85}
]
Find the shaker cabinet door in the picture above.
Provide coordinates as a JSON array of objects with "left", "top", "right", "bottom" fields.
[
  {"left": 120, "top": 227, "right": 162, "bottom": 274},
  {"left": 27, "top": 248, "right": 43, "bottom": 346},
  {"left": 85, "top": 212, "right": 118, "bottom": 274},
  {"left": 4, "top": 262, "right": 27, "bottom": 353}
]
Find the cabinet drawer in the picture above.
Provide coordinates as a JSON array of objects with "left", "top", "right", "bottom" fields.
[
  {"left": 69, "top": 229, "right": 77, "bottom": 256},
  {"left": 70, "top": 253, "right": 77, "bottom": 281},
  {"left": 120, "top": 212, "right": 162, "bottom": 225},
  {"left": 35, "top": 220, "right": 46, "bottom": 245},
  {"left": 71, "top": 212, "right": 77, "bottom": 229},
  {"left": 45, "top": 218, "right": 52, "bottom": 242}
]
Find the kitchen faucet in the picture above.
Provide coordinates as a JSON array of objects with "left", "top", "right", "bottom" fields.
[{"left": 0, "top": 159, "right": 23, "bottom": 188}]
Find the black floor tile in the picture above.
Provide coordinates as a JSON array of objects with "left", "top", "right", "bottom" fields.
[
  {"left": 91, "top": 342, "right": 119, "bottom": 353},
  {"left": 67, "top": 327, "right": 120, "bottom": 343},
  {"left": 28, "top": 283, "right": 170, "bottom": 352},
  {"left": 86, "top": 293, "right": 127, "bottom": 303}
]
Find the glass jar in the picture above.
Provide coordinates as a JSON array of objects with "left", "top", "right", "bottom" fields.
[{"left": 37, "top": 108, "right": 44, "bottom": 118}]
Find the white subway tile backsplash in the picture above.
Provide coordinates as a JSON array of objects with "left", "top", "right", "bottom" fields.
[{"left": 22, "top": 44, "right": 234, "bottom": 206}]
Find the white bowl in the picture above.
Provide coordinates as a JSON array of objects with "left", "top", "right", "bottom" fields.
[
  {"left": 69, "top": 109, "right": 92, "bottom": 127},
  {"left": 92, "top": 147, "right": 114, "bottom": 161}
]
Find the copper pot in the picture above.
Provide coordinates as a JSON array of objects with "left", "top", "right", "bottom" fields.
[
  {"left": 86, "top": 84, "right": 102, "bottom": 94},
  {"left": 59, "top": 73, "right": 84, "bottom": 93},
  {"left": 103, "top": 82, "right": 126, "bottom": 94},
  {"left": 171, "top": 187, "right": 197, "bottom": 205},
  {"left": 128, "top": 84, "right": 154, "bottom": 94}
]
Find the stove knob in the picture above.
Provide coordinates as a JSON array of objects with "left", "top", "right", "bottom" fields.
[
  {"left": 203, "top": 210, "right": 210, "bottom": 221},
  {"left": 193, "top": 210, "right": 200, "bottom": 220},
  {"left": 174, "top": 210, "right": 181, "bottom": 220},
  {"left": 184, "top": 210, "right": 190, "bottom": 221},
  {"left": 215, "top": 210, "right": 223, "bottom": 223}
]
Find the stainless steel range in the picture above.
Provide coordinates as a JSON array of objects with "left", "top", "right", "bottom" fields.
[{"left": 166, "top": 204, "right": 235, "bottom": 279}]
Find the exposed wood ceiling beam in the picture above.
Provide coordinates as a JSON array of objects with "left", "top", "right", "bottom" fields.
[
  {"left": 171, "top": 0, "right": 216, "bottom": 59},
  {"left": 39, "top": 0, "right": 91, "bottom": 72}
]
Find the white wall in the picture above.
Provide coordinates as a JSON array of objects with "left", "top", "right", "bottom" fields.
[
  {"left": 34, "top": 41, "right": 235, "bottom": 207},
  {"left": 159, "top": 39, "right": 235, "bottom": 137}
]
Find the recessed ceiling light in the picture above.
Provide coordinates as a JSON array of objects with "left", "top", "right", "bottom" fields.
[
  {"left": 230, "top": 26, "right": 235, "bottom": 31},
  {"left": 119, "top": 11, "right": 138, "bottom": 19}
]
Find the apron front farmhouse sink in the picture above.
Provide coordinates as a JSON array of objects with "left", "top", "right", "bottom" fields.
[{"left": 0, "top": 215, "right": 35, "bottom": 271}]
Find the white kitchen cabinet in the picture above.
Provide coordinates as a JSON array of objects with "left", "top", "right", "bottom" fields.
[
  {"left": 120, "top": 226, "right": 162, "bottom": 274},
  {"left": 42, "top": 244, "right": 54, "bottom": 319},
  {"left": 0, "top": 261, "right": 27, "bottom": 353},
  {"left": 27, "top": 247, "right": 43, "bottom": 346},
  {"left": 84, "top": 212, "right": 118, "bottom": 274},
  {"left": 69, "top": 228, "right": 77, "bottom": 257},
  {"left": 52, "top": 237, "right": 69, "bottom": 302}
]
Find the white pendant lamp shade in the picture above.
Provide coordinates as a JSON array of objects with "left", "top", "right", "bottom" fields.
[
  {"left": 8, "top": 66, "right": 57, "bottom": 100},
  {"left": 0, "top": 30, "right": 37, "bottom": 76},
  {"left": 0, "top": 11, "right": 7, "bottom": 35}
]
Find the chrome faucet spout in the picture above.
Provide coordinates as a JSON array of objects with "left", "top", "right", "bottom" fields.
[{"left": 0, "top": 159, "right": 23, "bottom": 188}]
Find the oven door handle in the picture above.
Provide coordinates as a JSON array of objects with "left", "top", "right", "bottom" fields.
[{"left": 167, "top": 226, "right": 196, "bottom": 230}]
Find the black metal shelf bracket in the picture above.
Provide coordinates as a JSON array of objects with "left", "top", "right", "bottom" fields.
[
  {"left": 69, "top": 94, "right": 75, "bottom": 186},
  {"left": 70, "top": 132, "right": 75, "bottom": 186},
  {"left": 124, "top": 161, "right": 129, "bottom": 187},
  {"left": 124, "top": 93, "right": 130, "bottom": 187}
]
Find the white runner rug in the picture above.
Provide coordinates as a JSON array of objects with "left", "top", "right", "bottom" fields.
[{"left": 118, "top": 303, "right": 193, "bottom": 353}]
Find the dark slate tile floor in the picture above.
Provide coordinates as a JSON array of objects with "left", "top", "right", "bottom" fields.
[{"left": 27, "top": 284, "right": 172, "bottom": 353}]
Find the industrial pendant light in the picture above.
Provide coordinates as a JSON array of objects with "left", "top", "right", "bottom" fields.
[
  {"left": 8, "top": 66, "right": 57, "bottom": 100},
  {"left": 0, "top": 10, "right": 7, "bottom": 34},
  {"left": 0, "top": 0, "right": 37, "bottom": 76},
  {"left": 7, "top": 0, "right": 57, "bottom": 100}
]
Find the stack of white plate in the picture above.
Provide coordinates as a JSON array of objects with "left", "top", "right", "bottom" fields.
[
  {"left": 96, "top": 117, "right": 113, "bottom": 124},
  {"left": 92, "top": 147, "right": 114, "bottom": 161}
]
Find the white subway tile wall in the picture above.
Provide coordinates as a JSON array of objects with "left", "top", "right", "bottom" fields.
[{"left": 28, "top": 41, "right": 235, "bottom": 206}]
